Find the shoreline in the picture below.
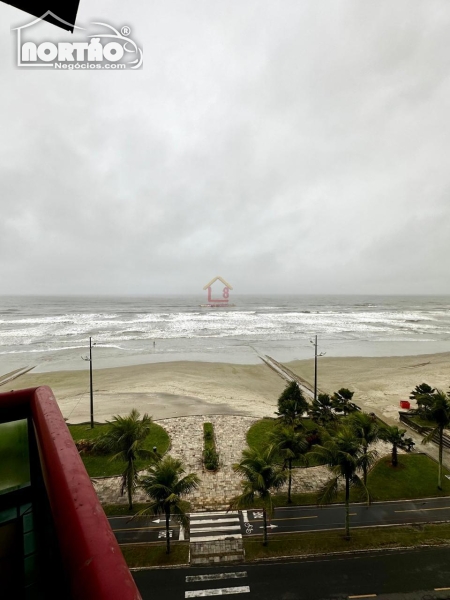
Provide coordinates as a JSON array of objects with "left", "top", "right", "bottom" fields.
[{"left": 2, "top": 351, "right": 449, "bottom": 425}]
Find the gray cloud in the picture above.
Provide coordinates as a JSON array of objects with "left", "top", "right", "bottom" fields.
[{"left": 1, "top": 0, "right": 450, "bottom": 295}]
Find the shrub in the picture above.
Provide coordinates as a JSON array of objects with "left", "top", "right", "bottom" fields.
[
  {"left": 204, "top": 448, "right": 219, "bottom": 471},
  {"left": 203, "top": 422, "right": 219, "bottom": 471}
]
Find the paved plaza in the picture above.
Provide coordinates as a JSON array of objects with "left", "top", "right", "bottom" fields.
[{"left": 92, "top": 414, "right": 396, "bottom": 511}]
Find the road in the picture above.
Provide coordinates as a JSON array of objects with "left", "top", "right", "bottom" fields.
[
  {"left": 133, "top": 546, "right": 450, "bottom": 599},
  {"left": 242, "top": 497, "right": 450, "bottom": 537},
  {"left": 109, "top": 497, "right": 450, "bottom": 544},
  {"left": 108, "top": 515, "right": 184, "bottom": 544}
]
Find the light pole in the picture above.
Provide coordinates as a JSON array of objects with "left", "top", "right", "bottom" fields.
[
  {"left": 82, "top": 337, "right": 96, "bottom": 429},
  {"left": 310, "top": 335, "right": 326, "bottom": 401}
]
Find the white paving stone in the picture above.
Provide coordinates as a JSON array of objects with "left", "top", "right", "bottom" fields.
[{"left": 91, "top": 416, "right": 399, "bottom": 511}]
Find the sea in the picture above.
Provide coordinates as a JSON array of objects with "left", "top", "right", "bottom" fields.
[{"left": 1, "top": 295, "right": 450, "bottom": 374}]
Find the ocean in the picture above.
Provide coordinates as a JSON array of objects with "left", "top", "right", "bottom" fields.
[{"left": 1, "top": 295, "right": 450, "bottom": 374}]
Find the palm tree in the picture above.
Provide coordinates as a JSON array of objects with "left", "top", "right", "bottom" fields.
[
  {"left": 276, "top": 381, "right": 308, "bottom": 425},
  {"left": 331, "top": 388, "right": 359, "bottom": 416},
  {"left": 409, "top": 382, "right": 435, "bottom": 406},
  {"left": 95, "top": 409, "right": 153, "bottom": 510},
  {"left": 230, "top": 445, "right": 287, "bottom": 546},
  {"left": 379, "top": 425, "right": 406, "bottom": 468},
  {"left": 139, "top": 455, "right": 200, "bottom": 553},
  {"left": 309, "top": 426, "right": 371, "bottom": 539},
  {"left": 347, "top": 411, "right": 379, "bottom": 486},
  {"left": 309, "top": 393, "right": 336, "bottom": 426},
  {"left": 270, "top": 426, "right": 308, "bottom": 503},
  {"left": 416, "top": 389, "right": 450, "bottom": 490}
]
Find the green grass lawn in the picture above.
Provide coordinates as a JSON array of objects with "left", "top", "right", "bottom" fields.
[
  {"left": 367, "top": 453, "right": 450, "bottom": 501},
  {"left": 120, "top": 543, "right": 189, "bottom": 567},
  {"left": 406, "top": 414, "right": 434, "bottom": 429},
  {"left": 246, "top": 418, "right": 280, "bottom": 450},
  {"left": 102, "top": 500, "right": 191, "bottom": 517},
  {"left": 68, "top": 422, "right": 170, "bottom": 477},
  {"left": 244, "top": 453, "right": 450, "bottom": 509},
  {"left": 247, "top": 417, "right": 318, "bottom": 450},
  {"left": 244, "top": 523, "right": 450, "bottom": 561},
  {"left": 246, "top": 417, "right": 323, "bottom": 467},
  {"left": 101, "top": 503, "right": 149, "bottom": 516}
]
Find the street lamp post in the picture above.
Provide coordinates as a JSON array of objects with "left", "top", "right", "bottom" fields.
[
  {"left": 310, "top": 335, "right": 326, "bottom": 401},
  {"left": 82, "top": 337, "right": 95, "bottom": 429}
]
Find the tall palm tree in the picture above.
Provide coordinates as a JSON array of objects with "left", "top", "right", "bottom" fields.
[
  {"left": 230, "top": 445, "right": 287, "bottom": 546},
  {"left": 347, "top": 411, "right": 379, "bottom": 486},
  {"left": 416, "top": 389, "right": 450, "bottom": 490},
  {"left": 309, "top": 426, "right": 371, "bottom": 539},
  {"left": 139, "top": 455, "right": 200, "bottom": 554},
  {"left": 95, "top": 409, "right": 153, "bottom": 510},
  {"left": 379, "top": 425, "right": 406, "bottom": 468},
  {"left": 269, "top": 426, "right": 308, "bottom": 503}
]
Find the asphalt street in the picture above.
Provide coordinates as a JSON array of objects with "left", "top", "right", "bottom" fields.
[
  {"left": 133, "top": 546, "right": 450, "bottom": 599},
  {"left": 109, "top": 497, "right": 450, "bottom": 544},
  {"left": 243, "top": 497, "right": 450, "bottom": 537},
  {"left": 108, "top": 515, "right": 184, "bottom": 544}
]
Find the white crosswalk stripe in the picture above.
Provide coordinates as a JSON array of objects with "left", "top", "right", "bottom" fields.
[
  {"left": 185, "top": 586, "right": 250, "bottom": 597},
  {"left": 185, "top": 571, "right": 250, "bottom": 597},
  {"left": 189, "top": 511, "right": 242, "bottom": 542}
]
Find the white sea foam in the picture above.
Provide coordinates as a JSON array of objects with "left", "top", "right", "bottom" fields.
[{"left": 0, "top": 295, "right": 449, "bottom": 372}]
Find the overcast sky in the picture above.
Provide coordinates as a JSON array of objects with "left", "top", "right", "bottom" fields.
[{"left": 1, "top": 1, "right": 450, "bottom": 296}]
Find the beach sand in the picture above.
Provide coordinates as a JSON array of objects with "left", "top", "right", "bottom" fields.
[{"left": 3, "top": 352, "right": 450, "bottom": 424}]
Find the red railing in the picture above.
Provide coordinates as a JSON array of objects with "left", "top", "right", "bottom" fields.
[{"left": 0, "top": 386, "right": 142, "bottom": 600}]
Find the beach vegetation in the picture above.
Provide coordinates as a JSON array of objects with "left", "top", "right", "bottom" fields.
[
  {"left": 203, "top": 422, "right": 220, "bottom": 471},
  {"left": 230, "top": 445, "right": 287, "bottom": 546},
  {"left": 269, "top": 425, "right": 308, "bottom": 503},
  {"left": 414, "top": 387, "right": 450, "bottom": 490},
  {"left": 309, "top": 425, "right": 373, "bottom": 539},
  {"left": 94, "top": 409, "right": 156, "bottom": 510},
  {"left": 276, "top": 381, "right": 308, "bottom": 425},
  {"left": 139, "top": 455, "right": 200, "bottom": 554}
]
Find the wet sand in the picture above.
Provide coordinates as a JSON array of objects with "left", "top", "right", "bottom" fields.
[{"left": 2, "top": 352, "right": 449, "bottom": 424}]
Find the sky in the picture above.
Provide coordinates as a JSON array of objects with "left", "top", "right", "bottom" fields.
[{"left": 1, "top": 0, "right": 450, "bottom": 296}]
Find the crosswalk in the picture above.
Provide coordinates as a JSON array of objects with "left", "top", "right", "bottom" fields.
[
  {"left": 189, "top": 511, "right": 242, "bottom": 542},
  {"left": 185, "top": 571, "right": 250, "bottom": 597}
]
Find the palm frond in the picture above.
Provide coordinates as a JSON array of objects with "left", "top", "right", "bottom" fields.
[
  {"left": 421, "top": 425, "right": 439, "bottom": 445},
  {"left": 229, "top": 490, "right": 255, "bottom": 510},
  {"left": 350, "top": 473, "right": 370, "bottom": 504},
  {"left": 317, "top": 476, "right": 339, "bottom": 505}
]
